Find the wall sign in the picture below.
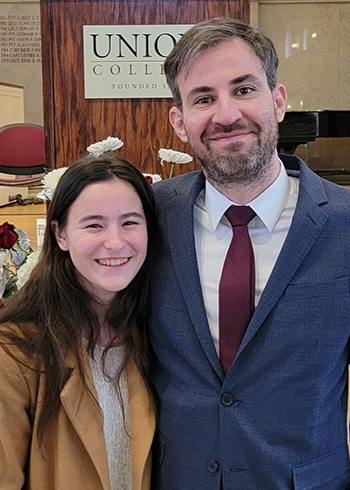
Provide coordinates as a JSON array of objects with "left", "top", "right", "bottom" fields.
[
  {"left": 83, "top": 24, "right": 192, "bottom": 99},
  {"left": 0, "top": 14, "right": 42, "bottom": 64}
]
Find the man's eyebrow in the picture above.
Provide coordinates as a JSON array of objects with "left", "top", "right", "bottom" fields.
[
  {"left": 186, "top": 73, "right": 264, "bottom": 103},
  {"left": 230, "top": 73, "right": 263, "bottom": 86},
  {"left": 186, "top": 86, "right": 214, "bottom": 103}
]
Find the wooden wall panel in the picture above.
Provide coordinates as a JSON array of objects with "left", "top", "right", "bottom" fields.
[{"left": 41, "top": 0, "right": 249, "bottom": 176}]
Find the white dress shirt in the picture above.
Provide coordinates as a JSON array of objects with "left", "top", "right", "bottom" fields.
[{"left": 194, "top": 162, "right": 300, "bottom": 354}]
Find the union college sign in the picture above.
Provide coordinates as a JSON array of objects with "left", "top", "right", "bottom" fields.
[{"left": 83, "top": 25, "right": 192, "bottom": 99}]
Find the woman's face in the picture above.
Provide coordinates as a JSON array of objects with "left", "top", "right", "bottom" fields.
[{"left": 52, "top": 178, "right": 148, "bottom": 304}]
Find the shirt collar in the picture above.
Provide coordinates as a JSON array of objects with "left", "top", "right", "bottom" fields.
[{"left": 205, "top": 159, "right": 290, "bottom": 232}]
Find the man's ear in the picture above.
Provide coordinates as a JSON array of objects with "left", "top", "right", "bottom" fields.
[
  {"left": 169, "top": 107, "right": 188, "bottom": 143},
  {"left": 273, "top": 83, "right": 287, "bottom": 123},
  {"left": 51, "top": 220, "right": 68, "bottom": 251}
]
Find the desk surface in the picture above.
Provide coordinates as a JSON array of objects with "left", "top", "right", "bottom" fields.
[{"left": 0, "top": 202, "right": 46, "bottom": 216}]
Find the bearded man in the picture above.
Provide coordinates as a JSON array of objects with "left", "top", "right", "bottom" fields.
[{"left": 149, "top": 17, "right": 350, "bottom": 490}]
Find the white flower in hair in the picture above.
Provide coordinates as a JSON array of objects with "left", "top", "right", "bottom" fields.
[
  {"left": 36, "top": 167, "right": 69, "bottom": 201},
  {"left": 87, "top": 136, "right": 124, "bottom": 158},
  {"left": 158, "top": 148, "right": 193, "bottom": 178},
  {"left": 36, "top": 136, "right": 124, "bottom": 202}
]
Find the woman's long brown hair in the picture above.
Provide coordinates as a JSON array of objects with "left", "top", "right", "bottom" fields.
[{"left": 0, "top": 154, "right": 157, "bottom": 444}]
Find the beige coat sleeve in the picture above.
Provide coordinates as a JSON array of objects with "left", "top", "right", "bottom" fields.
[{"left": 0, "top": 345, "right": 36, "bottom": 489}]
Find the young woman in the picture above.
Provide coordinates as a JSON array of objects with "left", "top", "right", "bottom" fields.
[{"left": 0, "top": 154, "right": 157, "bottom": 490}]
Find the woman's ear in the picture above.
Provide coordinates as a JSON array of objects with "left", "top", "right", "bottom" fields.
[
  {"left": 169, "top": 107, "right": 188, "bottom": 143},
  {"left": 51, "top": 220, "right": 68, "bottom": 251},
  {"left": 273, "top": 83, "right": 287, "bottom": 123}
]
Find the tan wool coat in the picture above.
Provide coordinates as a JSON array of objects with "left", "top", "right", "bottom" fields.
[{"left": 0, "top": 327, "right": 155, "bottom": 490}]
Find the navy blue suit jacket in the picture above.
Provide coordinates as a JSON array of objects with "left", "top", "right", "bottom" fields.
[{"left": 149, "top": 155, "right": 350, "bottom": 489}]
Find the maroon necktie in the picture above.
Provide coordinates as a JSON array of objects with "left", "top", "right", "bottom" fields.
[{"left": 219, "top": 205, "right": 256, "bottom": 374}]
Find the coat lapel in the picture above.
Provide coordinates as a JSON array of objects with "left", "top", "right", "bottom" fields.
[
  {"left": 128, "top": 360, "right": 155, "bottom": 490},
  {"left": 60, "top": 356, "right": 112, "bottom": 490},
  {"left": 238, "top": 159, "right": 330, "bottom": 355},
  {"left": 60, "top": 354, "right": 155, "bottom": 490}
]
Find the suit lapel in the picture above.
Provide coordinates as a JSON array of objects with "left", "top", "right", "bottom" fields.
[
  {"left": 162, "top": 161, "right": 330, "bottom": 372},
  {"left": 238, "top": 159, "right": 330, "bottom": 355},
  {"left": 164, "top": 172, "right": 223, "bottom": 375}
]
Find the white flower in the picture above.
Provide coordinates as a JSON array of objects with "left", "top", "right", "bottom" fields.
[
  {"left": 158, "top": 148, "right": 193, "bottom": 178},
  {"left": 16, "top": 249, "right": 41, "bottom": 290},
  {"left": 87, "top": 136, "right": 124, "bottom": 158},
  {"left": 143, "top": 173, "right": 162, "bottom": 184},
  {"left": 158, "top": 148, "right": 193, "bottom": 165},
  {"left": 37, "top": 167, "right": 69, "bottom": 201}
]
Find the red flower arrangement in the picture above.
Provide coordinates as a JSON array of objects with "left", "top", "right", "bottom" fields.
[
  {"left": 0, "top": 222, "right": 18, "bottom": 249},
  {"left": 0, "top": 221, "right": 33, "bottom": 305}
]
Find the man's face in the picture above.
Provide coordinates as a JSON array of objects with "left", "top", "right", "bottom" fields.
[{"left": 169, "top": 38, "right": 287, "bottom": 188}]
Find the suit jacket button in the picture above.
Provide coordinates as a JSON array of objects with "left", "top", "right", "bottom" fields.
[
  {"left": 207, "top": 459, "right": 220, "bottom": 473},
  {"left": 221, "top": 392, "right": 234, "bottom": 406}
]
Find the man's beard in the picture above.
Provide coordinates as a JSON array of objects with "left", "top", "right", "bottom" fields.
[{"left": 190, "top": 120, "right": 279, "bottom": 187}]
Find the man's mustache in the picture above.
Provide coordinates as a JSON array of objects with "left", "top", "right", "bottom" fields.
[{"left": 204, "top": 121, "right": 261, "bottom": 137}]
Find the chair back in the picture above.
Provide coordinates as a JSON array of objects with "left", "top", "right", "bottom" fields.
[{"left": 0, "top": 123, "right": 45, "bottom": 175}]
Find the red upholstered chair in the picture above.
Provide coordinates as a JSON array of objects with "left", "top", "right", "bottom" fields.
[{"left": 0, "top": 123, "right": 46, "bottom": 185}]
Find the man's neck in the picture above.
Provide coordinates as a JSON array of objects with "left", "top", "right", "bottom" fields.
[{"left": 205, "top": 156, "right": 281, "bottom": 205}]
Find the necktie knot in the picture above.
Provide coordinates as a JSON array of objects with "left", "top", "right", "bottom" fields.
[{"left": 225, "top": 205, "right": 256, "bottom": 228}]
